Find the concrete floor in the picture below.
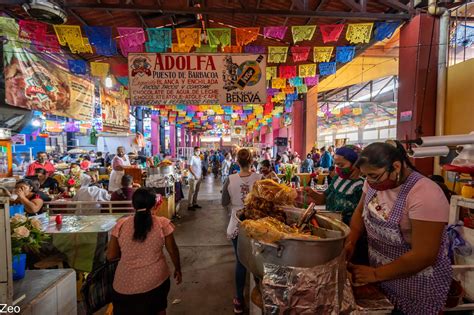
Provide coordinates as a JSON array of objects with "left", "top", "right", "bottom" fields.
[{"left": 167, "top": 176, "right": 237, "bottom": 314}]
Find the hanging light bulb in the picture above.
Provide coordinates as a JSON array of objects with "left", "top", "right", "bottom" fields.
[
  {"left": 32, "top": 118, "right": 42, "bottom": 127},
  {"left": 105, "top": 76, "right": 113, "bottom": 88}
]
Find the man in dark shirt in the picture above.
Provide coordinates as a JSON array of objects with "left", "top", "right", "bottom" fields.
[
  {"left": 95, "top": 152, "right": 106, "bottom": 167},
  {"left": 111, "top": 175, "right": 135, "bottom": 202},
  {"left": 35, "top": 168, "right": 59, "bottom": 193}
]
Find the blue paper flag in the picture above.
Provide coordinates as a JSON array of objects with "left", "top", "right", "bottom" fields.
[
  {"left": 146, "top": 28, "right": 172, "bottom": 51},
  {"left": 319, "top": 62, "right": 336, "bottom": 76},
  {"left": 336, "top": 46, "right": 356, "bottom": 63},
  {"left": 374, "top": 22, "right": 400, "bottom": 41},
  {"left": 84, "top": 26, "right": 117, "bottom": 56},
  {"left": 116, "top": 76, "right": 129, "bottom": 87},
  {"left": 244, "top": 45, "right": 266, "bottom": 54},
  {"left": 68, "top": 59, "right": 87, "bottom": 75},
  {"left": 289, "top": 77, "right": 303, "bottom": 87},
  {"left": 450, "top": 24, "right": 474, "bottom": 48}
]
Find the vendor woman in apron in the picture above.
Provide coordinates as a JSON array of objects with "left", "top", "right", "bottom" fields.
[
  {"left": 109, "top": 146, "right": 131, "bottom": 192},
  {"left": 347, "top": 140, "right": 452, "bottom": 315}
]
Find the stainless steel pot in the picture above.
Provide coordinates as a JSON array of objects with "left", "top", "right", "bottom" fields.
[
  {"left": 159, "top": 166, "right": 174, "bottom": 175},
  {"left": 237, "top": 208, "right": 350, "bottom": 278}
]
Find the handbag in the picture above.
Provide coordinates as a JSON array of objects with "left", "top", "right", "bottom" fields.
[{"left": 81, "top": 259, "right": 119, "bottom": 315}]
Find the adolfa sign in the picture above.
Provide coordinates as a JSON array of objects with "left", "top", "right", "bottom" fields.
[{"left": 128, "top": 53, "right": 266, "bottom": 105}]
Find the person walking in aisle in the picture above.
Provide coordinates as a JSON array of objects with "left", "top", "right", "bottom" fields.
[
  {"left": 107, "top": 188, "right": 182, "bottom": 315},
  {"left": 221, "top": 153, "right": 232, "bottom": 185},
  {"left": 188, "top": 147, "right": 203, "bottom": 210},
  {"left": 222, "top": 148, "right": 262, "bottom": 314}
]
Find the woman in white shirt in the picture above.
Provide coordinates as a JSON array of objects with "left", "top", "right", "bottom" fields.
[{"left": 221, "top": 148, "right": 261, "bottom": 314}]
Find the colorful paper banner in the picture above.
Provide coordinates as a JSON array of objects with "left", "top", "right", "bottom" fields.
[
  {"left": 19, "top": 20, "right": 47, "bottom": 42},
  {"left": 291, "top": 46, "right": 311, "bottom": 62},
  {"left": 68, "top": 59, "right": 87, "bottom": 75},
  {"left": 90, "top": 62, "right": 110, "bottom": 78},
  {"left": 176, "top": 28, "right": 201, "bottom": 48},
  {"left": 207, "top": 28, "right": 231, "bottom": 47},
  {"left": 263, "top": 26, "right": 288, "bottom": 40},
  {"left": 279, "top": 65, "right": 296, "bottom": 79},
  {"left": 319, "top": 24, "right": 345, "bottom": 43},
  {"left": 335, "top": 46, "right": 356, "bottom": 63},
  {"left": 222, "top": 46, "right": 242, "bottom": 53},
  {"left": 319, "top": 62, "right": 336, "bottom": 76},
  {"left": 146, "top": 28, "right": 172, "bottom": 52},
  {"left": 313, "top": 46, "right": 334, "bottom": 63},
  {"left": 84, "top": 26, "right": 117, "bottom": 56},
  {"left": 54, "top": 25, "right": 90, "bottom": 53},
  {"left": 299, "top": 64, "right": 317, "bottom": 78},
  {"left": 195, "top": 45, "right": 218, "bottom": 53},
  {"left": 289, "top": 77, "right": 303, "bottom": 87},
  {"left": 117, "top": 27, "right": 146, "bottom": 56},
  {"left": 346, "top": 23, "right": 374, "bottom": 44},
  {"left": 291, "top": 25, "right": 316, "bottom": 43},
  {"left": 304, "top": 75, "right": 319, "bottom": 86},
  {"left": 171, "top": 43, "right": 193, "bottom": 53},
  {"left": 244, "top": 45, "right": 266, "bottom": 54},
  {"left": 235, "top": 27, "right": 260, "bottom": 46},
  {"left": 373, "top": 22, "right": 400, "bottom": 41},
  {"left": 268, "top": 46, "right": 288, "bottom": 63},
  {"left": 271, "top": 78, "right": 287, "bottom": 89}
]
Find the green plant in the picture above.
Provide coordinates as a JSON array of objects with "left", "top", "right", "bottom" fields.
[{"left": 10, "top": 214, "right": 50, "bottom": 256}]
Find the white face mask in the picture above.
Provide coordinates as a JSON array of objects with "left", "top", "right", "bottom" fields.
[{"left": 195, "top": 151, "right": 200, "bottom": 156}]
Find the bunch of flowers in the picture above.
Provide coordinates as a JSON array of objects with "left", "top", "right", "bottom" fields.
[{"left": 10, "top": 214, "right": 50, "bottom": 256}]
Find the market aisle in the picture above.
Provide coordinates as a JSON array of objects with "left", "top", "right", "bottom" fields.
[{"left": 168, "top": 176, "right": 236, "bottom": 314}]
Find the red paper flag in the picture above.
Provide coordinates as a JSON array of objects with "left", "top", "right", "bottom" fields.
[
  {"left": 111, "top": 63, "right": 128, "bottom": 77},
  {"left": 279, "top": 66, "right": 297, "bottom": 79},
  {"left": 319, "top": 24, "right": 345, "bottom": 43},
  {"left": 290, "top": 46, "right": 311, "bottom": 62}
]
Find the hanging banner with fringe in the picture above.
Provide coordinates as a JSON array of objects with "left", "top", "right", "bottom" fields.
[
  {"left": 264, "top": 26, "right": 287, "bottom": 40},
  {"left": 313, "top": 46, "right": 333, "bottom": 63},
  {"left": 235, "top": 27, "right": 260, "bottom": 46},
  {"left": 68, "top": 59, "right": 87, "bottom": 75},
  {"left": 305, "top": 75, "right": 319, "bottom": 86},
  {"left": 207, "top": 28, "right": 231, "bottom": 47},
  {"left": 176, "top": 28, "right": 201, "bottom": 48},
  {"left": 19, "top": 20, "right": 47, "bottom": 43},
  {"left": 244, "top": 45, "right": 266, "bottom": 54},
  {"left": 38, "top": 35, "right": 60, "bottom": 53},
  {"left": 373, "top": 22, "right": 400, "bottom": 41},
  {"left": 289, "top": 77, "right": 303, "bottom": 87},
  {"left": 84, "top": 26, "right": 117, "bottom": 56},
  {"left": 335, "top": 46, "right": 355, "bottom": 63},
  {"left": 171, "top": 43, "right": 193, "bottom": 53},
  {"left": 319, "top": 24, "right": 345, "bottom": 43},
  {"left": 346, "top": 23, "right": 373, "bottom": 44},
  {"left": 90, "top": 62, "right": 110, "bottom": 78},
  {"left": 291, "top": 25, "right": 316, "bottom": 43},
  {"left": 266, "top": 66, "right": 278, "bottom": 80},
  {"left": 271, "top": 78, "right": 287, "bottom": 89},
  {"left": 268, "top": 46, "right": 288, "bottom": 63},
  {"left": 128, "top": 53, "right": 266, "bottom": 105},
  {"left": 299, "top": 64, "right": 317, "bottom": 78},
  {"left": 279, "top": 65, "right": 296, "bottom": 79},
  {"left": 146, "top": 28, "right": 172, "bottom": 52},
  {"left": 319, "top": 62, "right": 336, "bottom": 76},
  {"left": 291, "top": 46, "right": 311, "bottom": 62},
  {"left": 54, "top": 25, "right": 91, "bottom": 53},
  {"left": 117, "top": 27, "right": 146, "bottom": 56}
]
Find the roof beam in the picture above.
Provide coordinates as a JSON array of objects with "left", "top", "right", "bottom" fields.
[
  {"left": 376, "top": 0, "right": 410, "bottom": 13},
  {"left": 137, "top": 12, "right": 150, "bottom": 28},
  {"left": 68, "top": 9, "right": 88, "bottom": 26},
  {"left": 58, "top": 4, "right": 411, "bottom": 20},
  {"left": 252, "top": 0, "right": 261, "bottom": 26},
  {"left": 305, "top": 0, "right": 329, "bottom": 25},
  {"left": 341, "top": 0, "right": 361, "bottom": 12}
]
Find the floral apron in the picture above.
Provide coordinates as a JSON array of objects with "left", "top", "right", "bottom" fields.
[{"left": 363, "top": 171, "right": 452, "bottom": 315}]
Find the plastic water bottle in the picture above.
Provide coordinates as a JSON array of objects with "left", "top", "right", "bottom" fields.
[{"left": 322, "top": 176, "right": 329, "bottom": 190}]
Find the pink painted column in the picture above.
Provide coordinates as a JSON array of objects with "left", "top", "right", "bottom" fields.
[
  {"left": 169, "top": 124, "right": 176, "bottom": 157},
  {"left": 291, "top": 101, "right": 304, "bottom": 156},
  {"left": 151, "top": 113, "right": 160, "bottom": 155},
  {"left": 180, "top": 127, "right": 186, "bottom": 147}
]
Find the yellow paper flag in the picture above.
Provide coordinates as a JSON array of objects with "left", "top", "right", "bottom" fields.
[
  {"left": 299, "top": 64, "right": 317, "bottom": 78},
  {"left": 90, "top": 62, "right": 110, "bottom": 78},
  {"left": 172, "top": 43, "right": 192, "bottom": 53},
  {"left": 268, "top": 46, "right": 289, "bottom": 64},
  {"left": 313, "top": 46, "right": 334, "bottom": 63},
  {"left": 266, "top": 66, "right": 278, "bottom": 80},
  {"left": 54, "top": 25, "right": 88, "bottom": 53},
  {"left": 291, "top": 25, "right": 316, "bottom": 43},
  {"left": 176, "top": 28, "right": 201, "bottom": 48},
  {"left": 272, "top": 78, "right": 287, "bottom": 89},
  {"left": 346, "top": 23, "right": 374, "bottom": 44}
]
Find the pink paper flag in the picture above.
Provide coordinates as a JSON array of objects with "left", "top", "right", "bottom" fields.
[
  {"left": 263, "top": 26, "right": 288, "bottom": 40},
  {"left": 117, "top": 27, "right": 146, "bottom": 56},
  {"left": 305, "top": 76, "right": 319, "bottom": 86}
]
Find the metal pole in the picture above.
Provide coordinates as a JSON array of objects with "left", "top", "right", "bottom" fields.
[{"left": 434, "top": 11, "right": 449, "bottom": 175}]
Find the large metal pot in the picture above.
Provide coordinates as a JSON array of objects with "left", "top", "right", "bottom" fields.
[
  {"left": 159, "top": 165, "right": 174, "bottom": 175},
  {"left": 237, "top": 208, "right": 350, "bottom": 278}
]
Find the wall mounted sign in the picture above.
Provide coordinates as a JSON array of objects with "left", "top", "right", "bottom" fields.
[{"left": 128, "top": 53, "right": 267, "bottom": 105}]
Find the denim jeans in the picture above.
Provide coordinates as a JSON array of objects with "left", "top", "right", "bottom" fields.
[{"left": 231, "top": 237, "right": 247, "bottom": 301}]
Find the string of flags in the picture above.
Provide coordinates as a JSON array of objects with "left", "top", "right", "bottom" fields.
[{"left": 1, "top": 17, "right": 400, "bottom": 69}]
